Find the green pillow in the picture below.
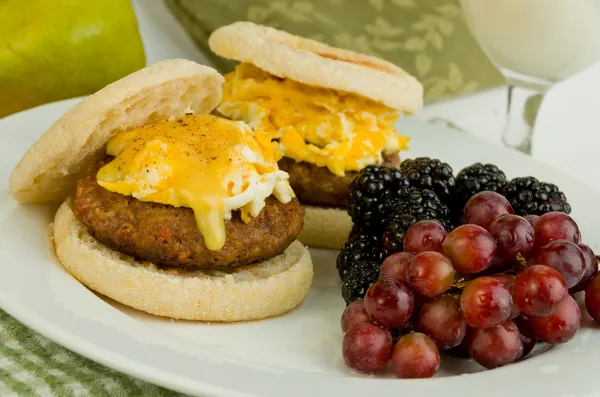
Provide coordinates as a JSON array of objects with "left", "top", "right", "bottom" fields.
[{"left": 165, "top": 0, "right": 503, "bottom": 103}]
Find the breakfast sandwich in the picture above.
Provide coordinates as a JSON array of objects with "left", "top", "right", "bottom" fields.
[
  {"left": 208, "top": 22, "right": 423, "bottom": 249},
  {"left": 9, "top": 59, "right": 313, "bottom": 321}
]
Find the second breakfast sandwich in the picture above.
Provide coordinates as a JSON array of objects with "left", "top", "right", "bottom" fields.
[{"left": 208, "top": 22, "right": 424, "bottom": 249}]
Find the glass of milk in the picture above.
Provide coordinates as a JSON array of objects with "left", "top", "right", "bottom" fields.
[{"left": 460, "top": 0, "right": 600, "bottom": 154}]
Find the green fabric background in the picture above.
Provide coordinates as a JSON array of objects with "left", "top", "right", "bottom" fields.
[
  {"left": 0, "top": 1, "right": 505, "bottom": 396},
  {"left": 165, "top": 0, "right": 504, "bottom": 103}
]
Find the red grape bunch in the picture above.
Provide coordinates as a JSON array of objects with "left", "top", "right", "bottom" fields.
[{"left": 341, "top": 191, "right": 600, "bottom": 379}]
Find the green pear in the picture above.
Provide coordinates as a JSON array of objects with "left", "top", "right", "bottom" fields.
[{"left": 0, "top": 0, "right": 146, "bottom": 118}]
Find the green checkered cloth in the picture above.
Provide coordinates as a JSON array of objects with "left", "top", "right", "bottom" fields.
[
  {"left": 1, "top": 0, "right": 504, "bottom": 395},
  {"left": 0, "top": 310, "right": 181, "bottom": 396}
]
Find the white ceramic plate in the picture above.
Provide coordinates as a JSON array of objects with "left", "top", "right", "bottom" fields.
[{"left": 1, "top": 98, "right": 600, "bottom": 397}]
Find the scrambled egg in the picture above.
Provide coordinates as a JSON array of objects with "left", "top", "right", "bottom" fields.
[
  {"left": 96, "top": 114, "right": 294, "bottom": 251},
  {"left": 218, "top": 63, "right": 409, "bottom": 177}
]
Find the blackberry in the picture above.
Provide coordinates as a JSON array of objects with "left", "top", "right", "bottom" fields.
[
  {"left": 380, "top": 213, "right": 418, "bottom": 255},
  {"left": 341, "top": 260, "right": 381, "bottom": 304},
  {"left": 503, "top": 177, "right": 571, "bottom": 216},
  {"left": 400, "top": 157, "right": 455, "bottom": 203},
  {"left": 386, "top": 188, "right": 452, "bottom": 230},
  {"left": 452, "top": 163, "right": 507, "bottom": 222},
  {"left": 348, "top": 165, "right": 410, "bottom": 231},
  {"left": 336, "top": 234, "right": 382, "bottom": 281}
]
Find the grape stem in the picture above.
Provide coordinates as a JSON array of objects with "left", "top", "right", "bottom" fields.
[
  {"left": 516, "top": 253, "right": 529, "bottom": 269},
  {"left": 451, "top": 280, "right": 469, "bottom": 289}
]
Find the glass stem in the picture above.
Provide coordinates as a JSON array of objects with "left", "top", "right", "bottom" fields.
[{"left": 501, "top": 83, "right": 546, "bottom": 155}]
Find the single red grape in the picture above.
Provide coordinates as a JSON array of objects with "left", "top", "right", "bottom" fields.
[
  {"left": 514, "top": 265, "right": 567, "bottom": 317},
  {"left": 534, "top": 240, "right": 585, "bottom": 289},
  {"left": 341, "top": 299, "right": 370, "bottom": 333},
  {"left": 460, "top": 276, "right": 512, "bottom": 328},
  {"left": 403, "top": 220, "right": 447, "bottom": 254},
  {"left": 524, "top": 214, "right": 539, "bottom": 227},
  {"left": 489, "top": 214, "right": 535, "bottom": 261},
  {"left": 418, "top": 294, "right": 468, "bottom": 349},
  {"left": 406, "top": 252, "right": 455, "bottom": 298},
  {"left": 342, "top": 321, "right": 392, "bottom": 373},
  {"left": 466, "top": 320, "right": 522, "bottom": 369},
  {"left": 443, "top": 224, "right": 497, "bottom": 274},
  {"left": 570, "top": 244, "right": 598, "bottom": 293},
  {"left": 493, "top": 274, "right": 520, "bottom": 319},
  {"left": 529, "top": 294, "right": 580, "bottom": 344},
  {"left": 364, "top": 279, "right": 414, "bottom": 329},
  {"left": 391, "top": 332, "right": 440, "bottom": 378},
  {"left": 534, "top": 212, "right": 580, "bottom": 250},
  {"left": 463, "top": 191, "right": 514, "bottom": 230},
  {"left": 514, "top": 316, "right": 536, "bottom": 359},
  {"left": 584, "top": 272, "right": 600, "bottom": 322},
  {"left": 379, "top": 252, "right": 414, "bottom": 282}
]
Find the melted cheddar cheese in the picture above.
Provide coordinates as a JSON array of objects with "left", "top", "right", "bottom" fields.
[
  {"left": 218, "top": 63, "right": 409, "bottom": 176},
  {"left": 96, "top": 114, "right": 294, "bottom": 251}
]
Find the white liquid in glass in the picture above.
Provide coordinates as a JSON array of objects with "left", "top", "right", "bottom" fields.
[{"left": 460, "top": 0, "right": 600, "bottom": 83}]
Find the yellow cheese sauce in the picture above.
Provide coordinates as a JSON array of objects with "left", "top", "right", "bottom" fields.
[
  {"left": 96, "top": 114, "right": 294, "bottom": 251},
  {"left": 218, "top": 63, "right": 409, "bottom": 177}
]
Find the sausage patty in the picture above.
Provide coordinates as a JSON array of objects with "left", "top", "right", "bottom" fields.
[
  {"left": 73, "top": 160, "right": 304, "bottom": 270},
  {"left": 278, "top": 153, "right": 400, "bottom": 208}
]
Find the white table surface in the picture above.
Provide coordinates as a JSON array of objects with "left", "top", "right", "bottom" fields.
[{"left": 132, "top": 0, "right": 600, "bottom": 190}]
